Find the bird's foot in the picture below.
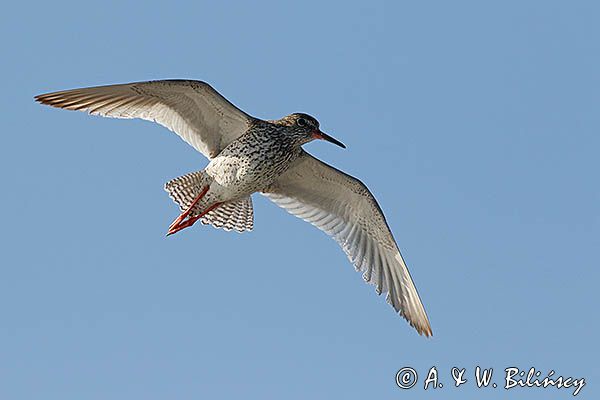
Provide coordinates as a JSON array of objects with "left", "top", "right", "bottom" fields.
[
  {"left": 167, "top": 185, "right": 210, "bottom": 232},
  {"left": 167, "top": 202, "right": 222, "bottom": 236}
]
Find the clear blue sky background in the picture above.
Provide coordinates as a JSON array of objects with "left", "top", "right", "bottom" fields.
[{"left": 1, "top": 1, "right": 598, "bottom": 399}]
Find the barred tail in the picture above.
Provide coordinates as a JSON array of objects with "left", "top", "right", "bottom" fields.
[
  {"left": 164, "top": 170, "right": 211, "bottom": 212},
  {"left": 164, "top": 171, "right": 254, "bottom": 233}
]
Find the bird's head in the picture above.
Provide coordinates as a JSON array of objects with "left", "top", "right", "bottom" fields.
[{"left": 277, "top": 113, "right": 346, "bottom": 149}]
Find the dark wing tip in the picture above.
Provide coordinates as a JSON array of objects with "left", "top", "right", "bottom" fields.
[
  {"left": 404, "top": 312, "right": 433, "bottom": 337},
  {"left": 420, "top": 324, "right": 433, "bottom": 338},
  {"left": 35, "top": 92, "right": 63, "bottom": 107}
]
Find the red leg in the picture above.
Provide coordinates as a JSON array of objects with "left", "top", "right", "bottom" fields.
[
  {"left": 167, "top": 202, "right": 222, "bottom": 236},
  {"left": 168, "top": 186, "right": 210, "bottom": 231}
]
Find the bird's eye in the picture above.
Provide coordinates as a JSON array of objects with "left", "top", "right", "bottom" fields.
[{"left": 297, "top": 118, "right": 307, "bottom": 127}]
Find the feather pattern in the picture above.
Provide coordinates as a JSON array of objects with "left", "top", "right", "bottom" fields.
[
  {"left": 263, "top": 152, "right": 432, "bottom": 336},
  {"left": 35, "top": 80, "right": 254, "bottom": 159},
  {"left": 164, "top": 172, "right": 253, "bottom": 233},
  {"left": 201, "top": 197, "right": 254, "bottom": 233}
]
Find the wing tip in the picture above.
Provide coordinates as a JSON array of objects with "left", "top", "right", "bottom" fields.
[
  {"left": 34, "top": 92, "right": 69, "bottom": 109},
  {"left": 404, "top": 307, "right": 433, "bottom": 338},
  {"left": 395, "top": 304, "right": 432, "bottom": 337},
  {"left": 34, "top": 93, "right": 49, "bottom": 105},
  {"left": 414, "top": 319, "right": 433, "bottom": 337}
]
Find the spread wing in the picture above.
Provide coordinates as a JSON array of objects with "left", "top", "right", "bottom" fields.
[
  {"left": 35, "top": 80, "right": 255, "bottom": 159},
  {"left": 262, "top": 152, "right": 432, "bottom": 336}
]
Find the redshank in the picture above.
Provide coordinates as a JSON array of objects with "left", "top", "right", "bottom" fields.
[{"left": 35, "top": 80, "right": 432, "bottom": 336}]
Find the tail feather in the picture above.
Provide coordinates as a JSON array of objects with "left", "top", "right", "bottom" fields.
[
  {"left": 201, "top": 197, "right": 254, "bottom": 232},
  {"left": 164, "top": 171, "right": 254, "bottom": 233},
  {"left": 164, "top": 171, "right": 210, "bottom": 212}
]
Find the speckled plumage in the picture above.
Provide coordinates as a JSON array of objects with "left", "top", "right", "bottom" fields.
[
  {"left": 205, "top": 119, "right": 305, "bottom": 198},
  {"left": 164, "top": 116, "right": 317, "bottom": 223},
  {"left": 35, "top": 80, "right": 433, "bottom": 337}
]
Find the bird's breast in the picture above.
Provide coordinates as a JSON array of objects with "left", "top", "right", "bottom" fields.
[{"left": 205, "top": 139, "right": 301, "bottom": 198}]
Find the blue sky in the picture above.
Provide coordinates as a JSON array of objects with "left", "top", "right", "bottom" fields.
[{"left": 1, "top": 1, "right": 598, "bottom": 399}]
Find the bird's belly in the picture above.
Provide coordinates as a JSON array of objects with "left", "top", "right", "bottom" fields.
[{"left": 205, "top": 154, "right": 288, "bottom": 200}]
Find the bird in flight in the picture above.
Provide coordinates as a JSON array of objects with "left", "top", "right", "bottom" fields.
[{"left": 35, "top": 80, "right": 432, "bottom": 336}]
